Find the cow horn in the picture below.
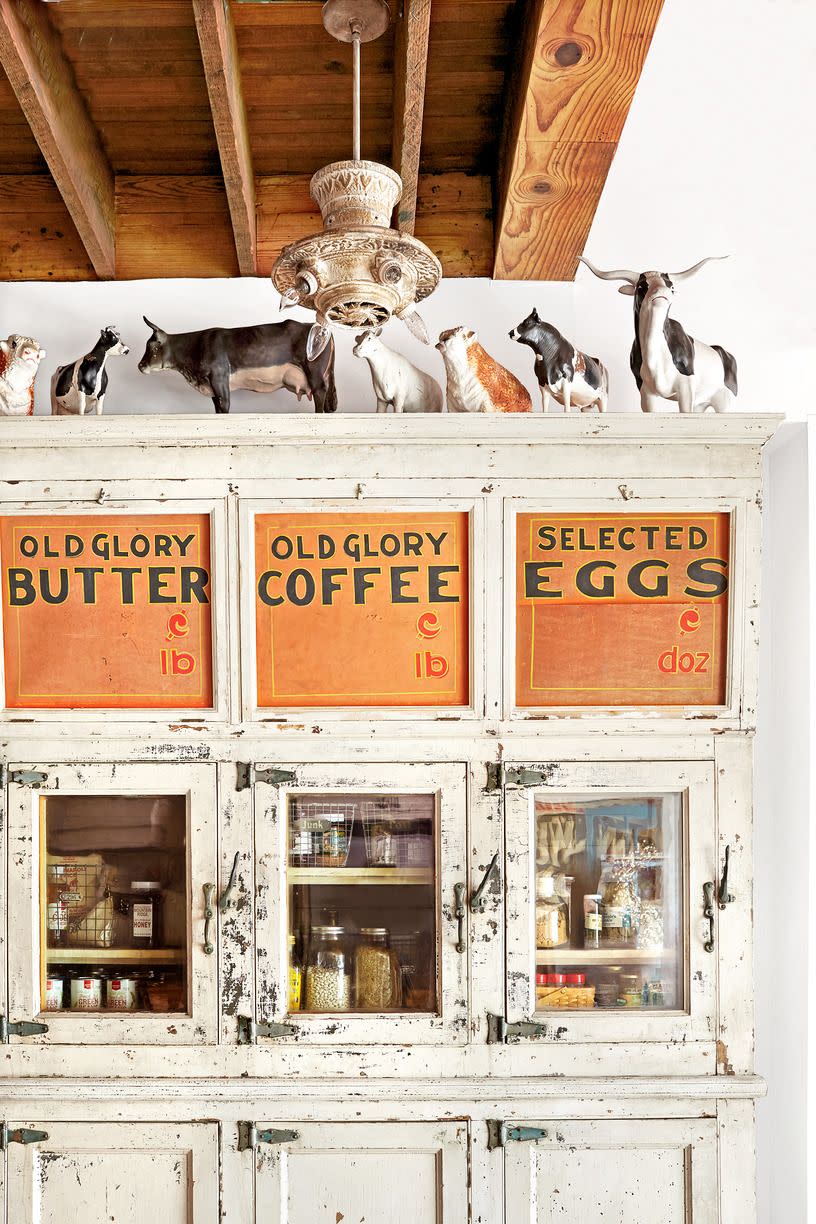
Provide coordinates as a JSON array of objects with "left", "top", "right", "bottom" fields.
[
  {"left": 578, "top": 256, "right": 637, "bottom": 285},
  {"left": 670, "top": 255, "right": 728, "bottom": 282}
]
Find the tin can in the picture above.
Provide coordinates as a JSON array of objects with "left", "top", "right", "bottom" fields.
[
  {"left": 70, "top": 976, "right": 102, "bottom": 1010},
  {"left": 43, "top": 977, "right": 64, "bottom": 1010},
  {"left": 106, "top": 977, "right": 138, "bottom": 1011}
]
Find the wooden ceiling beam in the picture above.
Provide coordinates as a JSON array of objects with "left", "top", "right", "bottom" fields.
[
  {"left": 192, "top": 0, "right": 257, "bottom": 275},
  {"left": 494, "top": 0, "right": 664, "bottom": 281},
  {"left": 0, "top": 0, "right": 115, "bottom": 277},
  {"left": 392, "top": 0, "right": 432, "bottom": 233}
]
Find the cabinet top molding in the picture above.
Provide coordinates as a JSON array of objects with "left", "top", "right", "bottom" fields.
[{"left": 0, "top": 414, "right": 782, "bottom": 450}]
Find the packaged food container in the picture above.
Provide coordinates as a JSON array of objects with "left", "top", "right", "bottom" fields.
[
  {"left": 43, "top": 977, "right": 64, "bottom": 1010},
  {"left": 106, "top": 976, "right": 138, "bottom": 1011},
  {"left": 305, "top": 924, "right": 351, "bottom": 1011},
  {"left": 535, "top": 874, "right": 569, "bottom": 947},
  {"left": 620, "top": 973, "right": 644, "bottom": 1007},
  {"left": 354, "top": 927, "right": 401, "bottom": 1010},
  {"left": 595, "top": 981, "right": 620, "bottom": 1008},
  {"left": 70, "top": 975, "right": 102, "bottom": 1010},
  {"left": 117, "top": 882, "right": 162, "bottom": 949},
  {"left": 583, "top": 893, "right": 602, "bottom": 949}
]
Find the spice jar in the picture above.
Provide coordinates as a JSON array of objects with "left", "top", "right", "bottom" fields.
[
  {"left": 354, "top": 927, "right": 401, "bottom": 1010},
  {"left": 535, "top": 874, "right": 569, "bottom": 948},
  {"left": 583, "top": 893, "right": 602, "bottom": 949},
  {"left": 288, "top": 933, "right": 303, "bottom": 1012},
  {"left": 305, "top": 924, "right": 351, "bottom": 1011},
  {"left": 599, "top": 861, "right": 638, "bottom": 946}
]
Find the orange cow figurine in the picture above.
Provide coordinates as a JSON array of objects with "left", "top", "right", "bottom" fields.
[{"left": 435, "top": 326, "right": 532, "bottom": 414}]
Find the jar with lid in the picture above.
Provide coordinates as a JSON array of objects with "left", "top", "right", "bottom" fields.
[
  {"left": 535, "top": 874, "right": 569, "bottom": 948},
  {"left": 304, "top": 924, "right": 351, "bottom": 1011},
  {"left": 619, "top": 973, "right": 644, "bottom": 1007},
  {"left": 598, "top": 860, "right": 638, "bottom": 946},
  {"left": 117, "top": 882, "right": 162, "bottom": 949},
  {"left": 354, "top": 927, "right": 401, "bottom": 1010}
]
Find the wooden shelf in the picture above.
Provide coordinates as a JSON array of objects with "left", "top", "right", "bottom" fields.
[
  {"left": 537, "top": 946, "right": 673, "bottom": 965},
  {"left": 46, "top": 947, "right": 186, "bottom": 965},
  {"left": 289, "top": 867, "right": 433, "bottom": 886}
]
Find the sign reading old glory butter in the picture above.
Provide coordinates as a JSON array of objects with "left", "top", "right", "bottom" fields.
[
  {"left": 516, "top": 513, "right": 730, "bottom": 707},
  {"left": 254, "top": 512, "right": 469, "bottom": 707},
  {"left": 1, "top": 514, "right": 213, "bottom": 709}
]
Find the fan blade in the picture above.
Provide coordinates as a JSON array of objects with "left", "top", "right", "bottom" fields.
[{"left": 307, "top": 323, "right": 331, "bottom": 361}]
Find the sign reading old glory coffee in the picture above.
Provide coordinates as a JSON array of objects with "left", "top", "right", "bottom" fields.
[
  {"left": 516, "top": 512, "right": 730, "bottom": 707},
  {"left": 1, "top": 514, "right": 213, "bottom": 708},
  {"left": 254, "top": 511, "right": 469, "bottom": 707}
]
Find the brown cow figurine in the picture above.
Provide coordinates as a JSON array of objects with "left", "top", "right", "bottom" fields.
[
  {"left": 435, "top": 326, "right": 532, "bottom": 413},
  {"left": 0, "top": 334, "right": 46, "bottom": 416}
]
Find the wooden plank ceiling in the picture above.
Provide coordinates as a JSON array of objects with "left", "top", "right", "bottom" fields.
[{"left": 0, "top": 0, "right": 663, "bottom": 282}]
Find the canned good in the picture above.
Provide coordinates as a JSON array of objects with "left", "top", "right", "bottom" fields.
[
  {"left": 106, "top": 977, "right": 138, "bottom": 1011},
  {"left": 43, "top": 977, "right": 64, "bottom": 1010},
  {"left": 70, "top": 976, "right": 102, "bottom": 1010}
]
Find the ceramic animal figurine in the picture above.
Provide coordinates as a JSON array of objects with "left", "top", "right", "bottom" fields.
[
  {"left": 580, "top": 256, "right": 737, "bottom": 413},
  {"left": 435, "top": 326, "right": 532, "bottom": 413},
  {"left": 138, "top": 317, "right": 337, "bottom": 414},
  {"left": 509, "top": 310, "right": 608, "bottom": 413},
  {"left": 51, "top": 326, "right": 129, "bottom": 416},
  {"left": 353, "top": 329, "right": 443, "bottom": 413},
  {"left": 0, "top": 334, "right": 45, "bottom": 416}
]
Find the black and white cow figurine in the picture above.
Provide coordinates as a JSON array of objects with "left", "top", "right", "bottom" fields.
[
  {"left": 138, "top": 317, "right": 337, "bottom": 414},
  {"left": 50, "top": 327, "right": 129, "bottom": 416},
  {"left": 509, "top": 310, "right": 608, "bottom": 413},
  {"left": 580, "top": 256, "right": 737, "bottom": 413}
]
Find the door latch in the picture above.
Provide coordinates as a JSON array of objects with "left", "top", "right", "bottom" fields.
[
  {"left": 1, "top": 767, "right": 49, "bottom": 788},
  {"left": 485, "top": 763, "right": 557, "bottom": 792},
  {"left": 703, "top": 881, "right": 716, "bottom": 952},
  {"left": 219, "top": 851, "right": 241, "bottom": 913},
  {"left": 718, "top": 844, "right": 735, "bottom": 908},
  {"left": 236, "top": 763, "right": 297, "bottom": 791},
  {"left": 238, "top": 1122, "right": 299, "bottom": 1151},
  {"left": 470, "top": 852, "right": 499, "bottom": 913},
  {"left": 0, "top": 1124, "right": 48, "bottom": 1149},
  {"left": 237, "top": 1015, "right": 298, "bottom": 1044},
  {"left": 0, "top": 1017, "right": 49, "bottom": 1043},
  {"left": 453, "top": 882, "right": 466, "bottom": 953},
  {"left": 202, "top": 882, "right": 215, "bottom": 955},
  {"left": 486, "top": 1014, "right": 554, "bottom": 1044},
  {"left": 486, "top": 1121, "right": 548, "bottom": 1150}
]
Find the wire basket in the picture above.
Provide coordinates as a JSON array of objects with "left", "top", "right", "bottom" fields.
[
  {"left": 361, "top": 798, "right": 435, "bottom": 869},
  {"left": 289, "top": 801, "right": 356, "bottom": 868},
  {"left": 47, "top": 858, "right": 115, "bottom": 949}
]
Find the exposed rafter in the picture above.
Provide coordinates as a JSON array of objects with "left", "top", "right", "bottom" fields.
[
  {"left": 392, "top": 0, "right": 432, "bottom": 234},
  {"left": 0, "top": 0, "right": 115, "bottom": 277},
  {"left": 494, "top": 0, "right": 665, "bottom": 281},
  {"left": 192, "top": 0, "right": 257, "bottom": 275}
]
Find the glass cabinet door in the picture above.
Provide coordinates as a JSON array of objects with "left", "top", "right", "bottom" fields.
[
  {"left": 254, "top": 762, "right": 468, "bottom": 1044},
  {"left": 504, "top": 761, "right": 716, "bottom": 1046},
  {"left": 7, "top": 762, "right": 218, "bottom": 1044}
]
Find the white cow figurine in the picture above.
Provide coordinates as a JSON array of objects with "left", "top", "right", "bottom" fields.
[
  {"left": 353, "top": 330, "right": 443, "bottom": 413},
  {"left": 51, "top": 326, "right": 129, "bottom": 416},
  {"left": 435, "top": 326, "right": 532, "bottom": 413},
  {"left": 580, "top": 256, "right": 737, "bottom": 413},
  {"left": 0, "top": 334, "right": 46, "bottom": 416}
]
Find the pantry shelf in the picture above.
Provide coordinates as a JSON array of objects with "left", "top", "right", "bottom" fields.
[
  {"left": 46, "top": 947, "right": 186, "bottom": 964},
  {"left": 537, "top": 947, "right": 674, "bottom": 965},
  {"left": 289, "top": 867, "right": 434, "bottom": 886}
]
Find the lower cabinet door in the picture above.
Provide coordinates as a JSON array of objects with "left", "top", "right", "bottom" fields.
[
  {"left": 503, "top": 1119, "right": 718, "bottom": 1223},
  {"left": 254, "top": 1121, "right": 468, "bottom": 1224},
  {"left": 7, "top": 1121, "right": 219, "bottom": 1224}
]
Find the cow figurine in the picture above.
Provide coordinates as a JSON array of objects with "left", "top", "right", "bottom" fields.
[
  {"left": 580, "top": 256, "right": 737, "bottom": 413},
  {"left": 50, "top": 326, "right": 129, "bottom": 416},
  {"left": 435, "top": 326, "right": 532, "bottom": 413},
  {"left": 0, "top": 334, "right": 45, "bottom": 416},
  {"left": 353, "top": 330, "right": 443, "bottom": 413},
  {"left": 509, "top": 310, "right": 608, "bottom": 413},
  {"left": 138, "top": 317, "right": 337, "bottom": 414}
]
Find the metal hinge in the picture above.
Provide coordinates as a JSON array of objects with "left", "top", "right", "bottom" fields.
[
  {"left": 486, "top": 1014, "right": 553, "bottom": 1044},
  {"left": 237, "top": 1015, "right": 297, "bottom": 1044},
  {"left": 238, "top": 1121, "right": 299, "bottom": 1151},
  {"left": 1, "top": 767, "right": 49, "bottom": 788},
  {"left": 236, "top": 763, "right": 297, "bottom": 791},
  {"left": 0, "top": 1123, "right": 48, "bottom": 1149},
  {"left": 0, "top": 1017, "right": 49, "bottom": 1043},
  {"left": 487, "top": 1121, "right": 548, "bottom": 1151},
  {"left": 485, "top": 763, "right": 557, "bottom": 793}
]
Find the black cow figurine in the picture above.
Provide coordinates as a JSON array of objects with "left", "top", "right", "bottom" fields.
[
  {"left": 50, "top": 326, "right": 129, "bottom": 416},
  {"left": 138, "top": 318, "right": 337, "bottom": 414},
  {"left": 509, "top": 310, "right": 608, "bottom": 414}
]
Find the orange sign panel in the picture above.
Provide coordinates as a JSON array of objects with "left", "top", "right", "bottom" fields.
[
  {"left": 516, "top": 512, "right": 730, "bottom": 707},
  {"left": 1, "top": 514, "right": 213, "bottom": 709},
  {"left": 255, "top": 511, "right": 469, "bottom": 707}
]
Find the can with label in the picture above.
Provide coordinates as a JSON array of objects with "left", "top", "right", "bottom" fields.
[
  {"left": 43, "top": 977, "right": 64, "bottom": 1010},
  {"left": 106, "top": 976, "right": 138, "bottom": 1011},
  {"left": 70, "top": 976, "right": 102, "bottom": 1010}
]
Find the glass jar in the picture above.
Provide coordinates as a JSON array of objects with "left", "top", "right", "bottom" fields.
[
  {"left": 583, "top": 893, "right": 602, "bottom": 949},
  {"left": 354, "top": 927, "right": 402, "bottom": 1010},
  {"left": 305, "top": 924, "right": 351, "bottom": 1011},
  {"left": 535, "top": 874, "right": 569, "bottom": 948},
  {"left": 288, "top": 933, "right": 303, "bottom": 1011},
  {"left": 598, "top": 860, "right": 638, "bottom": 946},
  {"left": 116, "top": 881, "right": 162, "bottom": 949},
  {"left": 620, "top": 973, "right": 644, "bottom": 1007}
]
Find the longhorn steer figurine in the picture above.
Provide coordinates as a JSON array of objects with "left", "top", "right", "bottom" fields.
[
  {"left": 580, "top": 256, "right": 737, "bottom": 414},
  {"left": 51, "top": 326, "right": 129, "bottom": 416},
  {"left": 353, "top": 330, "right": 443, "bottom": 413},
  {"left": 509, "top": 310, "right": 608, "bottom": 413},
  {"left": 138, "top": 317, "right": 337, "bottom": 414}
]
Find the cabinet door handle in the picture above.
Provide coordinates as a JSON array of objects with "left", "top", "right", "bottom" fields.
[
  {"left": 219, "top": 851, "right": 241, "bottom": 913},
  {"left": 454, "top": 882, "right": 466, "bottom": 953},
  {"left": 718, "top": 844, "right": 735, "bottom": 909},
  {"left": 203, "top": 882, "right": 215, "bottom": 955},
  {"left": 470, "top": 852, "right": 499, "bottom": 913},
  {"left": 703, "top": 881, "right": 715, "bottom": 952}
]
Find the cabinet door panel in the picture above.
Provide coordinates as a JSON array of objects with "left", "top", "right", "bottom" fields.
[
  {"left": 505, "top": 1119, "right": 717, "bottom": 1224},
  {"left": 8, "top": 1121, "right": 219, "bottom": 1224},
  {"left": 255, "top": 1121, "right": 468, "bottom": 1224}
]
